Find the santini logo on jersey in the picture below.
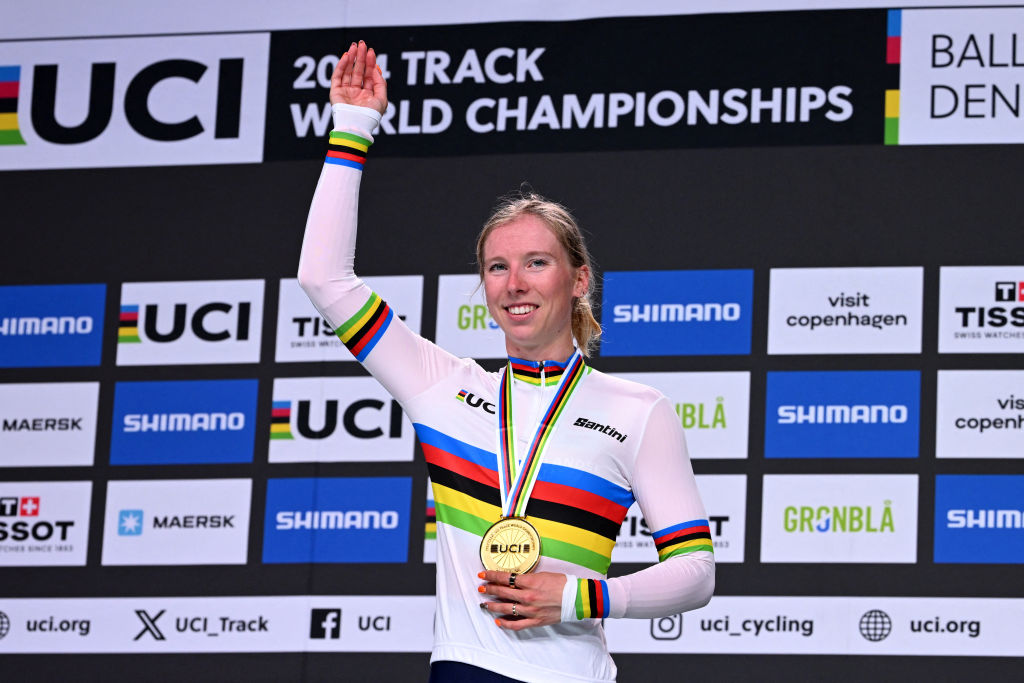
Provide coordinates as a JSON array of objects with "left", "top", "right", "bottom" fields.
[
  {"left": 123, "top": 412, "right": 246, "bottom": 432},
  {"left": 573, "top": 417, "right": 628, "bottom": 443},
  {"left": 777, "top": 404, "right": 908, "bottom": 424}
]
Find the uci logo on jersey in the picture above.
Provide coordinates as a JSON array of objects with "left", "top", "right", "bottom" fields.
[
  {"left": 455, "top": 389, "right": 495, "bottom": 414},
  {"left": 116, "top": 280, "right": 264, "bottom": 366},
  {"left": 0, "top": 34, "right": 269, "bottom": 171}
]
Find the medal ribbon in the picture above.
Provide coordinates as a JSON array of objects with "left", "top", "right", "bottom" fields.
[{"left": 497, "top": 349, "right": 587, "bottom": 518}]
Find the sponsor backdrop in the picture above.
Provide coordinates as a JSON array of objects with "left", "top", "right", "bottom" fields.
[{"left": 1, "top": 3, "right": 1022, "bottom": 681}]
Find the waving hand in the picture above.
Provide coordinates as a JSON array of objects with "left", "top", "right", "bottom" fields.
[{"left": 331, "top": 40, "right": 388, "bottom": 115}]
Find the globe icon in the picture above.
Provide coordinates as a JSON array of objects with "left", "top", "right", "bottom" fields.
[
  {"left": 859, "top": 609, "right": 892, "bottom": 642},
  {"left": 0, "top": 611, "right": 10, "bottom": 639}
]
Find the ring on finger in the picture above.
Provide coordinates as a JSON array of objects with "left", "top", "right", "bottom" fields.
[
  {"left": 509, "top": 573, "right": 517, "bottom": 589},
  {"left": 512, "top": 603, "right": 518, "bottom": 617}
]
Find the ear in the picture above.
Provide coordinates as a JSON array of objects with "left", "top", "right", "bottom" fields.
[{"left": 573, "top": 265, "right": 590, "bottom": 299}]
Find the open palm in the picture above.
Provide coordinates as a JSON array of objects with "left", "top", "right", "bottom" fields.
[{"left": 331, "top": 40, "right": 388, "bottom": 115}]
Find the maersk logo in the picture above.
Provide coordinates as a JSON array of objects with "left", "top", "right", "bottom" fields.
[
  {"left": 765, "top": 371, "right": 920, "bottom": 459},
  {"left": 263, "top": 477, "right": 411, "bottom": 563},
  {"left": 118, "top": 509, "right": 143, "bottom": 536},
  {"left": 935, "top": 475, "right": 1024, "bottom": 564},
  {"left": 110, "top": 380, "right": 257, "bottom": 465},
  {"left": 600, "top": 270, "right": 753, "bottom": 356},
  {"left": 0, "top": 284, "right": 105, "bottom": 368}
]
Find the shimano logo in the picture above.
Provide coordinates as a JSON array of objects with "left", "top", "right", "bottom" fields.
[
  {"left": 777, "top": 404, "right": 908, "bottom": 425},
  {"left": 947, "top": 509, "right": 1022, "bottom": 529},
  {"left": 572, "top": 417, "right": 627, "bottom": 443},
  {"left": 275, "top": 510, "right": 399, "bottom": 530},
  {"left": 123, "top": 412, "right": 245, "bottom": 432},
  {"left": 0, "top": 316, "right": 93, "bottom": 336},
  {"left": 612, "top": 303, "right": 741, "bottom": 323}
]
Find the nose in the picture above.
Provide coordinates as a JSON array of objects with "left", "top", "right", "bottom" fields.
[{"left": 506, "top": 265, "right": 526, "bottom": 294}]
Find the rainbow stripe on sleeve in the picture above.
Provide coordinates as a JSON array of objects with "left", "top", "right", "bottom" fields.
[
  {"left": 326, "top": 130, "right": 370, "bottom": 170},
  {"left": 575, "top": 579, "right": 609, "bottom": 619},
  {"left": 335, "top": 291, "right": 393, "bottom": 362},
  {"left": 653, "top": 519, "right": 714, "bottom": 561}
]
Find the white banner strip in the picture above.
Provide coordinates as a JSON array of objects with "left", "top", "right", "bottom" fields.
[{"left": 0, "top": 595, "right": 1021, "bottom": 655}]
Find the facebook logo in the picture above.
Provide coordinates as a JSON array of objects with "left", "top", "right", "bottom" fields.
[
  {"left": 118, "top": 509, "right": 144, "bottom": 536},
  {"left": 310, "top": 608, "right": 341, "bottom": 639}
]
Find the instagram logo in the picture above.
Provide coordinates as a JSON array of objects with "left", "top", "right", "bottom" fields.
[{"left": 650, "top": 614, "right": 683, "bottom": 640}]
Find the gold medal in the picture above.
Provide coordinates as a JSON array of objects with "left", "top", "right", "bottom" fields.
[{"left": 479, "top": 517, "right": 541, "bottom": 574}]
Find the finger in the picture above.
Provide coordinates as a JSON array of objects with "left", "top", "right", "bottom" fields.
[
  {"left": 338, "top": 43, "right": 356, "bottom": 88},
  {"left": 479, "top": 570, "right": 513, "bottom": 587},
  {"left": 480, "top": 600, "right": 522, "bottom": 617},
  {"left": 477, "top": 583, "right": 520, "bottom": 603},
  {"left": 353, "top": 40, "right": 367, "bottom": 88},
  {"left": 495, "top": 617, "right": 544, "bottom": 631}
]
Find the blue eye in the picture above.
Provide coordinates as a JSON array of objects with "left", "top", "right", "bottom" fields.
[{"left": 488, "top": 263, "right": 506, "bottom": 272}]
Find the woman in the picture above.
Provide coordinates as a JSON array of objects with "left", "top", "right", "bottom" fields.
[{"left": 298, "top": 41, "right": 714, "bottom": 683}]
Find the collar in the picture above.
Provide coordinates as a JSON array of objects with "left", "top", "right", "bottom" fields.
[{"left": 507, "top": 355, "right": 571, "bottom": 387}]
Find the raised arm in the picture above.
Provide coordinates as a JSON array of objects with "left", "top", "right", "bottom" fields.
[{"left": 297, "top": 41, "right": 463, "bottom": 404}]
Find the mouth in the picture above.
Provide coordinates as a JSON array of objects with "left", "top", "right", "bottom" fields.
[{"left": 505, "top": 304, "right": 538, "bottom": 317}]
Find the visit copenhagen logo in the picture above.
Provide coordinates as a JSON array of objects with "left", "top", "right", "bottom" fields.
[
  {"left": 117, "top": 280, "right": 265, "bottom": 366},
  {"left": 764, "top": 371, "right": 920, "bottom": 459},
  {"left": 110, "top": 379, "right": 257, "bottom": 465},
  {"left": 0, "top": 33, "right": 269, "bottom": 170},
  {"left": 600, "top": 270, "right": 753, "bottom": 356},
  {"left": 0, "top": 284, "right": 105, "bottom": 368},
  {"left": 263, "top": 477, "right": 411, "bottom": 564},
  {"left": 935, "top": 475, "right": 1024, "bottom": 564}
]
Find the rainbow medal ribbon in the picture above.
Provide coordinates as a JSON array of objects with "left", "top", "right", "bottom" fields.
[{"left": 479, "top": 349, "right": 587, "bottom": 574}]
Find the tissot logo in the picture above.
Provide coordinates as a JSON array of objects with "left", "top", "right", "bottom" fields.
[
  {"left": 0, "top": 34, "right": 269, "bottom": 170},
  {"left": 939, "top": 266, "right": 1024, "bottom": 353},
  {"left": 263, "top": 477, "right": 411, "bottom": 563},
  {"left": 600, "top": 270, "right": 753, "bottom": 356},
  {"left": 310, "top": 609, "right": 342, "bottom": 639},
  {"left": 275, "top": 277, "right": 423, "bottom": 362},
  {"left": 110, "top": 379, "right": 257, "bottom": 465},
  {"left": 102, "top": 479, "right": 251, "bottom": 566},
  {"left": 764, "top": 371, "right": 920, "bottom": 459},
  {"left": 269, "top": 378, "right": 414, "bottom": 463},
  {"left": 0, "top": 284, "right": 105, "bottom": 368},
  {"left": 116, "top": 280, "right": 264, "bottom": 366},
  {"left": 0, "top": 481, "right": 91, "bottom": 566},
  {"left": 612, "top": 475, "right": 746, "bottom": 564}
]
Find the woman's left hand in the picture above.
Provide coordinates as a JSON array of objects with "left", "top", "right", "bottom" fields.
[{"left": 477, "top": 570, "right": 567, "bottom": 631}]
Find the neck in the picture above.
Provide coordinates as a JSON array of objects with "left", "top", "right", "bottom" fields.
[{"left": 505, "top": 342, "right": 575, "bottom": 364}]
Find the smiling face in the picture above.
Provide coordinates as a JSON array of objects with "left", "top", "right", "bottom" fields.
[{"left": 481, "top": 214, "right": 589, "bottom": 362}]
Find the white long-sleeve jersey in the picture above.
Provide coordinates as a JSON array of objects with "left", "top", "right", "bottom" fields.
[{"left": 297, "top": 104, "right": 714, "bottom": 683}]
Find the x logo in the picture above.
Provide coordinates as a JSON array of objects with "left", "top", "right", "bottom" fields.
[{"left": 134, "top": 609, "right": 166, "bottom": 641}]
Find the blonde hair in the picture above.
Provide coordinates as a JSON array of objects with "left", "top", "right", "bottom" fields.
[{"left": 476, "top": 191, "right": 601, "bottom": 356}]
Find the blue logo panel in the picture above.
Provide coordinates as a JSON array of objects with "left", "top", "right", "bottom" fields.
[
  {"left": 262, "top": 477, "right": 411, "bottom": 563},
  {"left": 935, "top": 475, "right": 1024, "bottom": 564},
  {"left": 600, "top": 270, "right": 753, "bottom": 356},
  {"left": 765, "top": 371, "right": 920, "bottom": 458},
  {"left": 0, "top": 284, "right": 105, "bottom": 367},
  {"left": 110, "top": 380, "right": 257, "bottom": 465}
]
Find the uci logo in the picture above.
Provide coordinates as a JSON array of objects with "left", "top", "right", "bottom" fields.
[
  {"left": 292, "top": 399, "right": 404, "bottom": 439},
  {"left": 28, "top": 58, "right": 243, "bottom": 144},
  {"left": 123, "top": 302, "right": 252, "bottom": 343}
]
